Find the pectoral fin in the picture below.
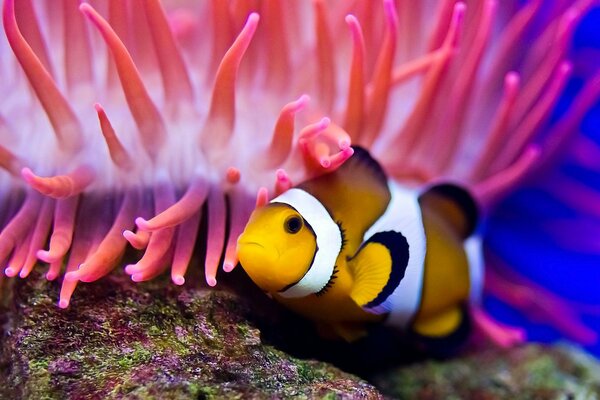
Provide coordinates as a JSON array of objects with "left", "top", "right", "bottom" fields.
[
  {"left": 349, "top": 242, "right": 392, "bottom": 307},
  {"left": 349, "top": 231, "right": 410, "bottom": 309}
]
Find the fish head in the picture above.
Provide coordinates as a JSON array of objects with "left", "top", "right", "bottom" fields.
[{"left": 237, "top": 203, "right": 317, "bottom": 293}]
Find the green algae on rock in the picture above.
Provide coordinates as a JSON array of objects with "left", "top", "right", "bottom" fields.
[
  {"left": 2, "top": 270, "right": 600, "bottom": 400},
  {"left": 0, "top": 271, "right": 381, "bottom": 399},
  {"left": 373, "top": 343, "right": 600, "bottom": 399}
]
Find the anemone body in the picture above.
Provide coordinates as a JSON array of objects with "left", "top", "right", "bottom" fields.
[{"left": 0, "top": 0, "right": 598, "bottom": 344}]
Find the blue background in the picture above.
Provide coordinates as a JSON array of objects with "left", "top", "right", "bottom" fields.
[{"left": 486, "top": 6, "right": 600, "bottom": 357}]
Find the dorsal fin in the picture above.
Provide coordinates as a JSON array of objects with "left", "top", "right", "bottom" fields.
[
  {"left": 337, "top": 146, "right": 388, "bottom": 188},
  {"left": 298, "top": 146, "right": 391, "bottom": 253},
  {"left": 419, "top": 183, "right": 479, "bottom": 238}
]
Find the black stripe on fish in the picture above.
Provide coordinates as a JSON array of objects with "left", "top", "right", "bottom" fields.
[
  {"left": 420, "top": 183, "right": 479, "bottom": 237},
  {"left": 337, "top": 220, "right": 348, "bottom": 251},
  {"left": 362, "top": 231, "right": 410, "bottom": 309},
  {"left": 315, "top": 265, "right": 339, "bottom": 296}
]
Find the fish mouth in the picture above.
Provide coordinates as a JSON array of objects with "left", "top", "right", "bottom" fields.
[
  {"left": 238, "top": 241, "right": 281, "bottom": 259},
  {"left": 237, "top": 240, "right": 265, "bottom": 249}
]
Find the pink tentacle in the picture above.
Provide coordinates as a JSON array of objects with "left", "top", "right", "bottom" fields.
[
  {"left": 106, "top": 0, "right": 128, "bottom": 87},
  {"left": 202, "top": 13, "right": 260, "bottom": 151},
  {"left": 225, "top": 167, "right": 241, "bottom": 184},
  {"left": 360, "top": 0, "right": 398, "bottom": 147},
  {"left": 299, "top": 121, "right": 353, "bottom": 171},
  {"left": 0, "top": 144, "right": 22, "bottom": 176},
  {"left": 204, "top": 187, "right": 226, "bottom": 287},
  {"left": 255, "top": 187, "right": 269, "bottom": 208},
  {"left": 68, "top": 191, "right": 140, "bottom": 283},
  {"left": 426, "top": 0, "right": 456, "bottom": 51},
  {"left": 171, "top": 210, "right": 202, "bottom": 285},
  {"left": 45, "top": 260, "right": 62, "bottom": 281},
  {"left": 80, "top": 3, "right": 167, "bottom": 160},
  {"left": 390, "top": 49, "right": 448, "bottom": 87},
  {"left": 0, "top": 193, "right": 42, "bottom": 266},
  {"left": 487, "top": 0, "right": 542, "bottom": 88},
  {"left": 123, "top": 229, "right": 151, "bottom": 250},
  {"left": 474, "top": 146, "right": 541, "bottom": 208},
  {"left": 135, "top": 177, "right": 208, "bottom": 232},
  {"left": 59, "top": 198, "right": 105, "bottom": 308},
  {"left": 13, "top": 0, "right": 54, "bottom": 75},
  {"left": 122, "top": 191, "right": 153, "bottom": 250},
  {"left": 298, "top": 117, "right": 331, "bottom": 144},
  {"left": 38, "top": 196, "right": 79, "bottom": 263},
  {"left": 485, "top": 261, "right": 598, "bottom": 345},
  {"left": 541, "top": 71, "right": 600, "bottom": 167},
  {"left": 64, "top": 0, "right": 93, "bottom": 89},
  {"left": 223, "top": 190, "right": 254, "bottom": 272},
  {"left": 143, "top": 0, "right": 194, "bottom": 104},
  {"left": 512, "top": 9, "right": 578, "bottom": 126},
  {"left": 21, "top": 165, "right": 96, "bottom": 199},
  {"left": 59, "top": 266, "right": 81, "bottom": 309},
  {"left": 209, "top": 0, "right": 234, "bottom": 77},
  {"left": 471, "top": 307, "right": 527, "bottom": 348},
  {"left": 470, "top": 72, "right": 521, "bottom": 182},
  {"left": 4, "top": 0, "right": 82, "bottom": 153},
  {"left": 5, "top": 228, "right": 33, "bottom": 278},
  {"left": 385, "top": 2, "right": 465, "bottom": 163},
  {"left": 130, "top": 246, "right": 173, "bottom": 283},
  {"left": 435, "top": 0, "right": 497, "bottom": 171},
  {"left": 321, "top": 147, "right": 354, "bottom": 171},
  {"left": 124, "top": 184, "right": 177, "bottom": 281},
  {"left": 343, "top": 15, "right": 366, "bottom": 141},
  {"left": 275, "top": 169, "right": 293, "bottom": 196},
  {"left": 261, "top": 0, "right": 290, "bottom": 90},
  {"left": 266, "top": 94, "right": 309, "bottom": 168},
  {"left": 313, "top": 0, "right": 336, "bottom": 111},
  {"left": 128, "top": 0, "right": 159, "bottom": 75},
  {"left": 95, "top": 103, "right": 133, "bottom": 170},
  {"left": 19, "top": 197, "right": 55, "bottom": 278},
  {"left": 494, "top": 61, "right": 571, "bottom": 172}
]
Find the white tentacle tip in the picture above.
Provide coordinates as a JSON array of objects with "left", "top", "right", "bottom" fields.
[
  {"left": 172, "top": 275, "right": 185, "bottom": 285},
  {"left": 206, "top": 276, "right": 217, "bottom": 287},
  {"left": 64, "top": 271, "right": 79, "bottom": 282},
  {"left": 135, "top": 217, "right": 151, "bottom": 231},
  {"left": 46, "top": 271, "right": 58, "bottom": 281},
  {"left": 124, "top": 264, "right": 136, "bottom": 275},
  {"left": 223, "top": 263, "right": 235, "bottom": 273}
]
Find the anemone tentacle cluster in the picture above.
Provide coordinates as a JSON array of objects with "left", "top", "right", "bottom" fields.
[{"left": 0, "top": 0, "right": 598, "bottom": 338}]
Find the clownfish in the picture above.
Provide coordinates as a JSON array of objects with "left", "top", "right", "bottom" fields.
[{"left": 237, "top": 147, "right": 483, "bottom": 343}]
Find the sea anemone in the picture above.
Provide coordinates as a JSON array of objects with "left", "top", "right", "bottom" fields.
[{"left": 0, "top": 0, "right": 598, "bottom": 346}]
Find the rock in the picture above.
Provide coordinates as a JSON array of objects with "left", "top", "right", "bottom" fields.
[
  {"left": 0, "top": 270, "right": 381, "bottom": 399},
  {"left": 372, "top": 343, "right": 600, "bottom": 399},
  {"left": 1, "top": 269, "right": 599, "bottom": 399}
]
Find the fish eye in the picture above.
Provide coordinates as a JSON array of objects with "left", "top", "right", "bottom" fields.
[{"left": 284, "top": 215, "right": 303, "bottom": 234}]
